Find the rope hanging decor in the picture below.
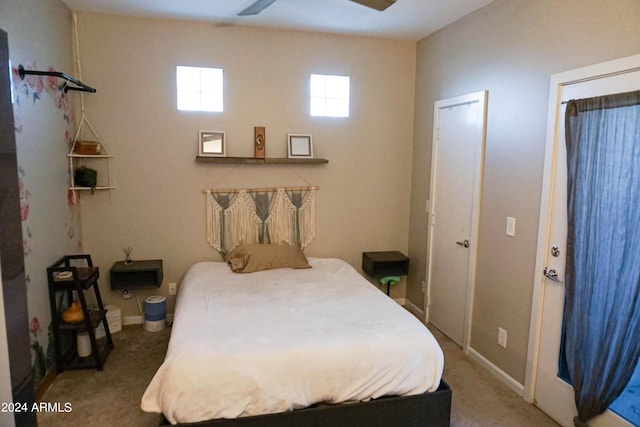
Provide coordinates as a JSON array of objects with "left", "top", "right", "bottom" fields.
[
  {"left": 69, "top": 13, "right": 113, "bottom": 203},
  {"left": 205, "top": 186, "right": 318, "bottom": 254}
]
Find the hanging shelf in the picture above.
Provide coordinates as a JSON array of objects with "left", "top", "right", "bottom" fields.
[
  {"left": 67, "top": 115, "right": 115, "bottom": 200},
  {"left": 68, "top": 14, "right": 114, "bottom": 201},
  {"left": 67, "top": 153, "right": 115, "bottom": 193}
]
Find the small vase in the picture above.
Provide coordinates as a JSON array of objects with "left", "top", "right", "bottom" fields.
[{"left": 124, "top": 256, "right": 133, "bottom": 265}]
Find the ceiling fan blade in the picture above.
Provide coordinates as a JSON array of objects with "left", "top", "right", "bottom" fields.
[
  {"left": 238, "top": 0, "right": 277, "bottom": 16},
  {"left": 350, "top": 0, "right": 396, "bottom": 12}
]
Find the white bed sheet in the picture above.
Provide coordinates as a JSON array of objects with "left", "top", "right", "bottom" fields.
[{"left": 141, "top": 258, "right": 444, "bottom": 424}]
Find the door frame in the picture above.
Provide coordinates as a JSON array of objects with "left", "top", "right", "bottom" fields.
[
  {"left": 524, "top": 53, "right": 640, "bottom": 407},
  {"left": 425, "top": 90, "right": 488, "bottom": 353}
]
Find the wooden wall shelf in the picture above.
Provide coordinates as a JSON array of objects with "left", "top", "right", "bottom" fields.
[{"left": 195, "top": 156, "right": 328, "bottom": 165}]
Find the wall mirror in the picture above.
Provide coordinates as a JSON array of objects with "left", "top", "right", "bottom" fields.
[
  {"left": 287, "top": 134, "right": 313, "bottom": 158},
  {"left": 199, "top": 131, "right": 226, "bottom": 157}
]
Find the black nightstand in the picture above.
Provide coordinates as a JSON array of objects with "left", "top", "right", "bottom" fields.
[
  {"left": 110, "top": 259, "right": 163, "bottom": 290},
  {"left": 362, "top": 251, "right": 410, "bottom": 295}
]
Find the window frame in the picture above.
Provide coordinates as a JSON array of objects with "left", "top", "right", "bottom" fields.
[
  {"left": 309, "top": 73, "right": 350, "bottom": 118},
  {"left": 176, "top": 65, "right": 224, "bottom": 113}
]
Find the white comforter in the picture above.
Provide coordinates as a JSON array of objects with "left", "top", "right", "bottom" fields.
[{"left": 141, "top": 258, "right": 443, "bottom": 424}]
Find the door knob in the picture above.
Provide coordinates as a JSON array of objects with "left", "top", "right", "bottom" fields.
[
  {"left": 543, "top": 267, "right": 561, "bottom": 282},
  {"left": 456, "top": 239, "right": 470, "bottom": 248}
]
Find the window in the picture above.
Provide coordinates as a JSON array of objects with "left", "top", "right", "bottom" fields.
[
  {"left": 309, "top": 74, "right": 350, "bottom": 117},
  {"left": 176, "top": 66, "right": 223, "bottom": 112}
]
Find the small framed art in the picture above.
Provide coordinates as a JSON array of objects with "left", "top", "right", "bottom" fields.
[
  {"left": 287, "top": 134, "right": 313, "bottom": 159},
  {"left": 199, "top": 131, "right": 226, "bottom": 157}
]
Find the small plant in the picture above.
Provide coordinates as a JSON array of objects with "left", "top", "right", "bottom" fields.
[{"left": 123, "top": 246, "right": 133, "bottom": 264}]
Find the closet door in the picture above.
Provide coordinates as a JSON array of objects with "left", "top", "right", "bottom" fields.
[
  {"left": 0, "top": 28, "right": 37, "bottom": 427},
  {"left": 426, "top": 91, "right": 487, "bottom": 348}
]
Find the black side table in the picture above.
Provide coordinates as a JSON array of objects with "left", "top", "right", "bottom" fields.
[
  {"left": 362, "top": 251, "right": 410, "bottom": 295},
  {"left": 47, "top": 254, "right": 114, "bottom": 372},
  {"left": 110, "top": 259, "right": 163, "bottom": 290}
]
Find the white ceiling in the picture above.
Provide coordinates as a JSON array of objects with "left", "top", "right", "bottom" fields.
[{"left": 60, "top": 0, "right": 494, "bottom": 41}]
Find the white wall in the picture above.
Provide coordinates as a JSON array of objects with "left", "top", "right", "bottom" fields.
[
  {"left": 408, "top": 0, "right": 640, "bottom": 384},
  {"left": 74, "top": 13, "right": 417, "bottom": 316}
]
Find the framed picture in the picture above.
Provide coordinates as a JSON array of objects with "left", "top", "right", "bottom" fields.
[
  {"left": 199, "top": 131, "right": 226, "bottom": 157},
  {"left": 287, "top": 134, "right": 313, "bottom": 159}
]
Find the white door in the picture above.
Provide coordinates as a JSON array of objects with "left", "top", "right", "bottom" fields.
[
  {"left": 426, "top": 91, "right": 487, "bottom": 348},
  {"left": 531, "top": 54, "right": 640, "bottom": 427}
]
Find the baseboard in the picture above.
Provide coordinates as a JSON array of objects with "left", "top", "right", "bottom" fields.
[
  {"left": 35, "top": 368, "right": 57, "bottom": 401},
  {"left": 468, "top": 347, "right": 524, "bottom": 396},
  {"left": 123, "top": 314, "right": 174, "bottom": 326},
  {"left": 403, "top": 299, "right": 425, "bottom": 320},
  {"left": 393, "top": 297, "right": 406, "bottom": 306},
  {"left": 123, "top": 315, "right": 143, "bottom": 325}
]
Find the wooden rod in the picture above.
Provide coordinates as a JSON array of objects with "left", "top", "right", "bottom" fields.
[{"left": 203, "top": 186, "right": 319, "bottom": 194}]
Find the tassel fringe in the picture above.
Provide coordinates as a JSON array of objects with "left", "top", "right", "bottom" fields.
[{"left": 206, "top": 187, "right": 317, "bottom": 254}]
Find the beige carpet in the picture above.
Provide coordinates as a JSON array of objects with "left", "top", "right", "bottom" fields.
[
  {"left": 38, "top": 325, "right": 170, "bottom": 427},
  {"left": 38, "top": 324, "right": 559, "bottom": 426},
  {"left": 429, "top": 326, "right": 559, "bottom": 427}
]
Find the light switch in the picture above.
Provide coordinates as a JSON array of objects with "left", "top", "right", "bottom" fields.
[
  {"left": 506, "top": 217, "right": 516, "bottom": 237},
  {"left": 498, "top": 327, "right": 507, "bottom": 348}
]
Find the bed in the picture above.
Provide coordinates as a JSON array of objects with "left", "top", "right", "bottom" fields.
[{"left": 141, "top": 253, "right": 450, "bottom": 426}]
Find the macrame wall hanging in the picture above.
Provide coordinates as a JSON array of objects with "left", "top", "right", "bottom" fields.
[{"left": 205, "top": 186, "right": 318, "bottom": 255}]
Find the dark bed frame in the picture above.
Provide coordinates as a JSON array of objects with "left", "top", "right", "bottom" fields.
[{"left": 160, "top": 380, "right": 451, "bottom": 427}]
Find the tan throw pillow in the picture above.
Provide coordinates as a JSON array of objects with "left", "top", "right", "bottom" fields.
[{"left": 225, "top": 243, "right": 311, "bottom": 273}]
